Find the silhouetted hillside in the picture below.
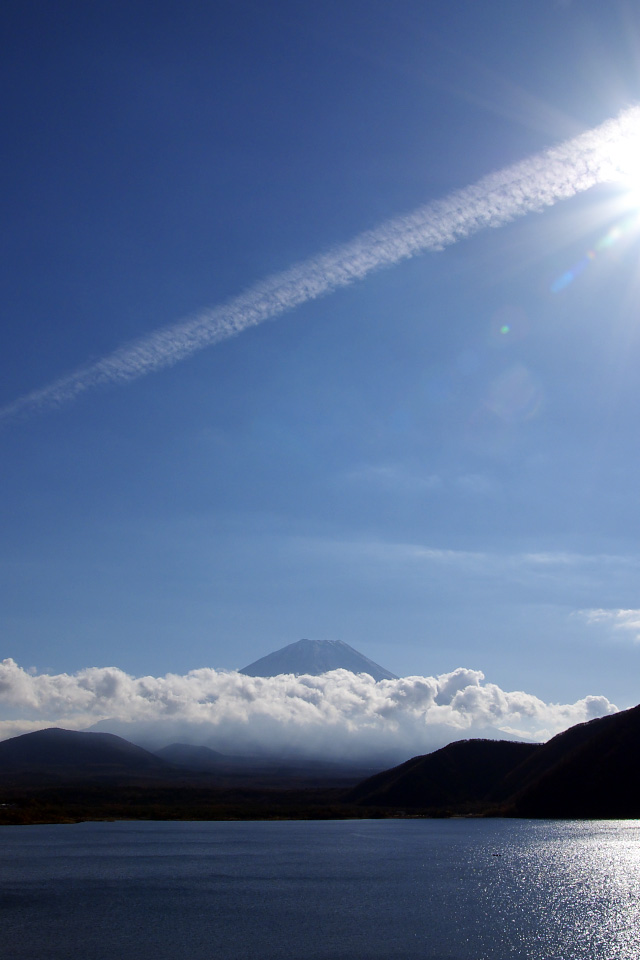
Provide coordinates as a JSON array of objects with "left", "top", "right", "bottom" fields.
[
  {"left": 348, "top": 739, "right": 539, "bottom": 811},
  {"left": 0, "top": 729, "right": 377, "bottom": 793},
  {"left": 239, "top": 638, "right": 398, "bottom": 681},
  {"left": 348, "top": 703, "right": 640, "bottom": 818},
  {"left": 504, "top": 703, "right": 640, "bottom": 818},
  {"left": 0, "top": 728, "right": 175, "bottom": 783}
]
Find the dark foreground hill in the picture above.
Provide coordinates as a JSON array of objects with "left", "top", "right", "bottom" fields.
[
  {"left": 0, "top": 728, "right": 376, "bottom": 789},
  {"left": 239, "top": 638, "right": 398, "bottom": 681},
  {"left": 0, "top": 727, "right": 176, "bottom": 784},
  {"left": 348, "top": 739, "right": 539, "bottom": 812},
  {"left": 0, "top": 728, "right": 377, "bottom": 825},
  {"left": 504, "top": 703, "right": 640, "bottom": 818},
  {"left": 348, "top": 703, "right": 640, "bottom": 817}
]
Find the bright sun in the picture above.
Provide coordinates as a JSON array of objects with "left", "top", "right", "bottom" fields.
[{"left": 605, "top": 124, "right": 640, "bottom": 208}]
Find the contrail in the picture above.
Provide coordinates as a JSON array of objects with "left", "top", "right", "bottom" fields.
[{"left": 3, "top": 106, "right": 639, "bottom": 423}]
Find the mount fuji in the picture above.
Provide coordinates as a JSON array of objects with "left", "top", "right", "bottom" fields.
[{"left": 239, "top": 638, "right": 398, "bottom": 682}]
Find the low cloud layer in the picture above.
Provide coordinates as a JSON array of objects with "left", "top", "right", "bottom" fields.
[{"left": 0, "top": 659, "right": 617, "bottom": 760}]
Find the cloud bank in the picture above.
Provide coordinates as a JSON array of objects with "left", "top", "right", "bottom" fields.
[
  {"left": 2, "top": 106, "right": 639, "bottom": 423},
  {"left": 0, "top": 659, "right": 617, "bottom": 760}
]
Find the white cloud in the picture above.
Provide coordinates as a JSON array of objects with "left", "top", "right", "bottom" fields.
[
  {"left": 2, "top": 106, "right": 639, "bottom": 423},
  {"left": 576, "top": 608, "right": 640, "bottom": 642},
  {"left": 0, "top": 658, "right": 617, "bottom": 760}
]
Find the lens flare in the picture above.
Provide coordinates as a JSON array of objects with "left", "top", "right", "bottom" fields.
[
  {"left": 600, "top": 113, "right": 640, "bottom": 197},
  {"left": 552, "top": 211, "right": 640, "bottom": 293}
]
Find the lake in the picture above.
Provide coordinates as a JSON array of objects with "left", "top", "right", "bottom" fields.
[{"left": 1, "top": 819, "right": 639, "bottom": 959}]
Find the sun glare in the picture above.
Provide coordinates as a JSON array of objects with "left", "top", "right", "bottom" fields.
[
  {"left": 550, "top": 114, "right": 640, "bottom": 294},
  {"left": 605, "top": 121, "right": 640, "bottom": 209}
]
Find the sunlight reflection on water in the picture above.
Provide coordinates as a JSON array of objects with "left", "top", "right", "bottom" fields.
[
  {"left": 1, "top": 819, "right": 640, "bottom": 959},
  {"left": 472, "top": 821, "right": 640, "bottom": 958}
]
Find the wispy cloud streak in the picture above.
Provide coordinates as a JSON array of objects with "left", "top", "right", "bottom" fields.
[
  {"left": 3, "top": 106, "right": 639, "bottom": 422},
  {"left": 577, "top": 608, "right": 640, "bottom": 642}
]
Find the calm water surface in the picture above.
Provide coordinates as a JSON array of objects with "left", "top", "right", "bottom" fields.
[{"left": 1, "top": 819, "right": 640, "bottom": 959}]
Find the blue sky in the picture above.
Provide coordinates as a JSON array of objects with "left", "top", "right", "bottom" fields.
[{"left": 3, "top": 0, "right": 640, "bottom": 733}]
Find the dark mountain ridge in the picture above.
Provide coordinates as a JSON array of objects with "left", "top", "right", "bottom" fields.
[
  {"left": 0, "top": 729, "right": 376, "bottom": 791},
  {"left": 0, "top": 727, "right": 176, "bottom": 784},
  {"left": 348, "top": 702, "right": 640, "bottom": 817},
  {"left": 504, "top": 703, "right": 640, "bottom": 818},
  {"left": 348, "top": 739, "right": 539, "bottom": 810}
]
